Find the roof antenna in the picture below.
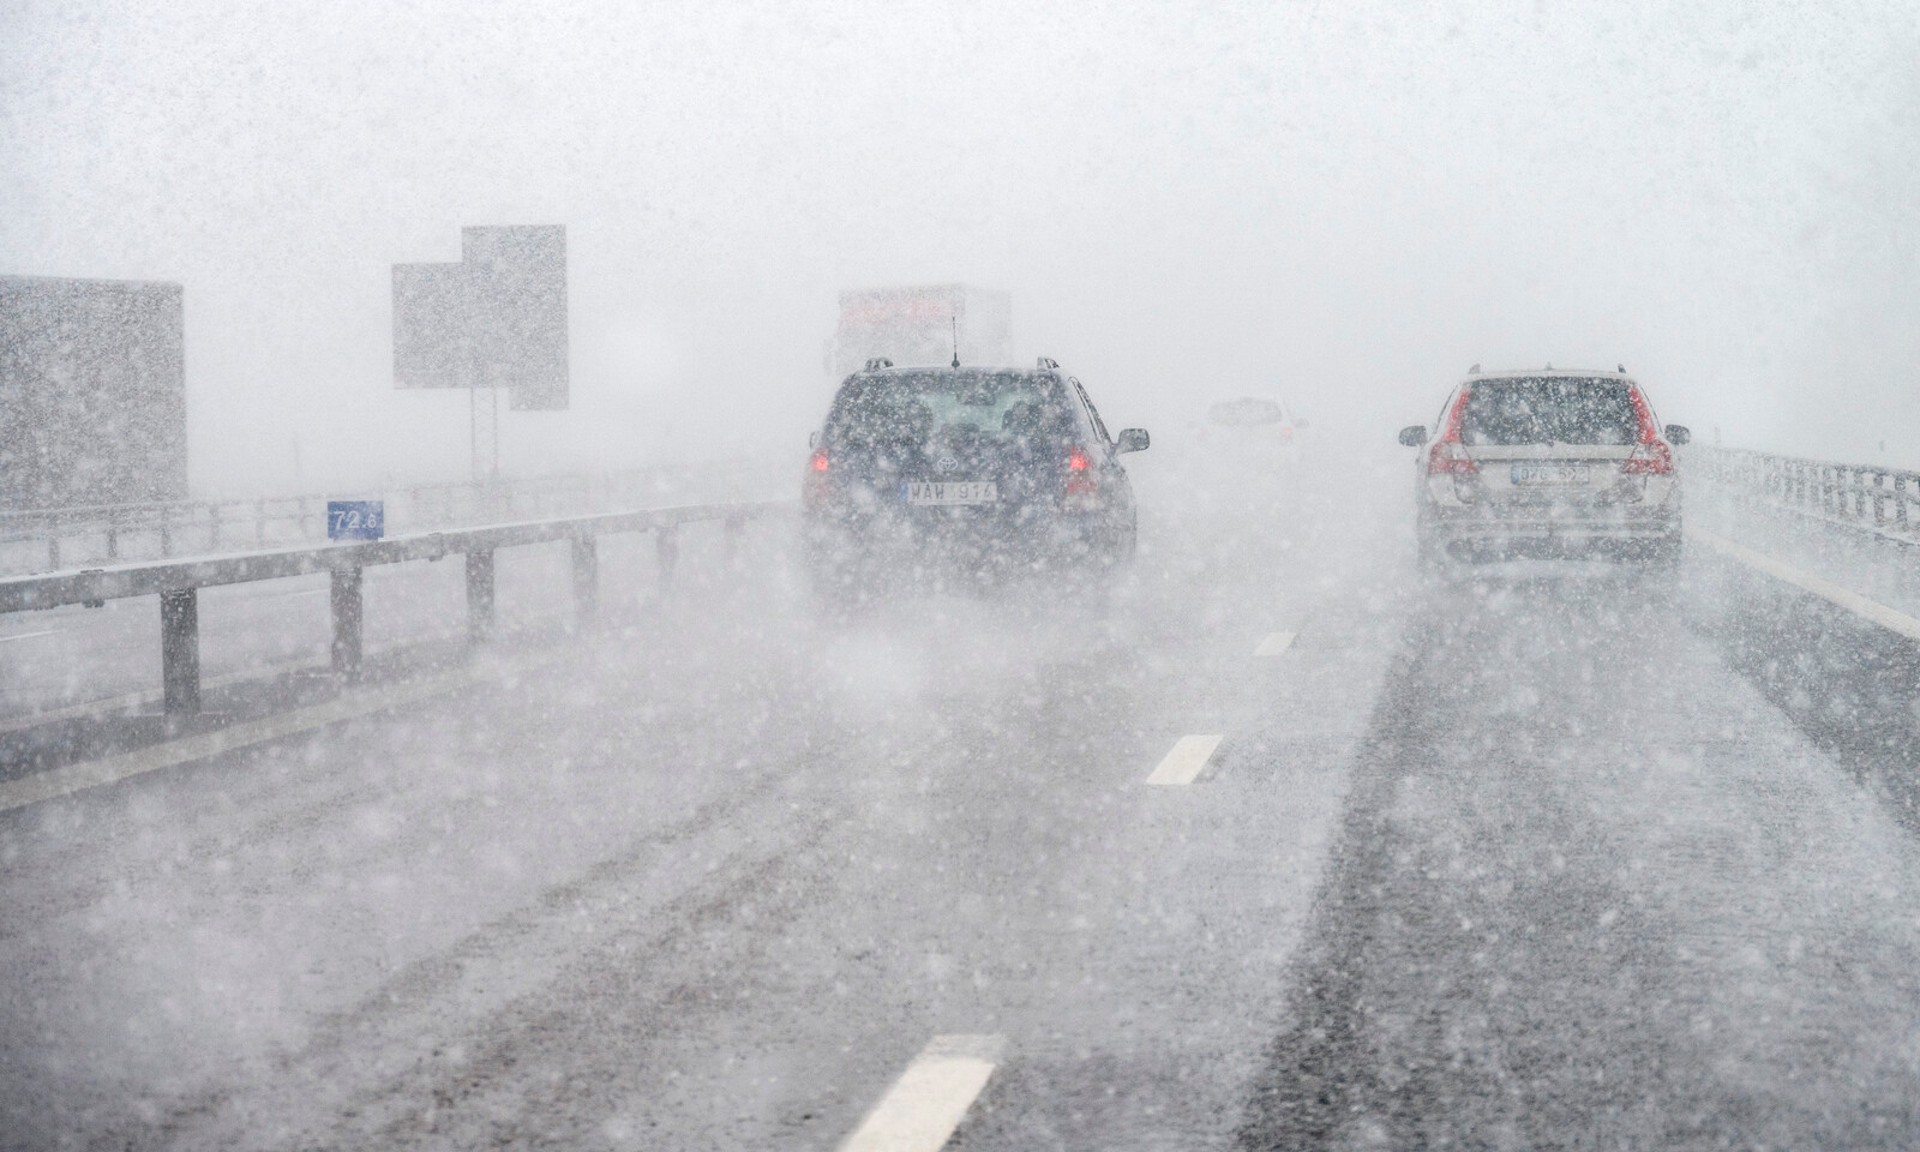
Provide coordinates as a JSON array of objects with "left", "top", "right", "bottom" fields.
[
  {"left": 1617, "top": 363, "right": 1627, "bottom": 373},
  {"left": 1469, "top": 363, "right": 1481, "bottom": 374},
  {"left": 950, "top": 316, "right": 960, "bottom": 369}
]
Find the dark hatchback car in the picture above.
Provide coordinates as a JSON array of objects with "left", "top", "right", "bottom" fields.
[{"left": 803, "top": 359, "right": 1149, "bottom": 602}]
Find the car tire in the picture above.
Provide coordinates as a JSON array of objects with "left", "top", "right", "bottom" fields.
[
  {"left": 1641, "top": 533, "right": 1683, "bottom": 572},
  {"left": 803, "top": 538, "right": 864, "bottom": 619},
  {"left": 1416, "top": 529, "right": 1444, "bottom": 574},
  {"left": 1114, "top": 508, "right": 1138, "bottom": 565}
]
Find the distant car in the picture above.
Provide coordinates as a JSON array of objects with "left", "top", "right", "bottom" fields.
[
  {"left": 1207, "top": 396, "right": 1299, "bottom": 442},
  {"left": 1397, "top": 367, "right": 1689, "bottom": 568},
  {"left": 804, "top": 358, "right": 1149, "bottom": 603},
  {"left": 1208, "top": 397, "right": 1286, "bottom": 427}
]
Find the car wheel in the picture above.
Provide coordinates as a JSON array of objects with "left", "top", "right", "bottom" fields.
[
  {"left": 1416, "top": 529, "right": 1444, "bottom": 574},
  {"left": 803, "top": 540, "right": 863, "bottom": 618},
  {"left": 1640, "top": 534, "right": 1683, "bottom": 571}
]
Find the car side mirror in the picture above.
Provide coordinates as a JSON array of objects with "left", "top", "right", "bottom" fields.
[
  {"left": 1398, "top": 425, "right": 1427, "bottom": 447},
  {"left": 809, "top": 430, "right": 820, "bottom": 450},
  {"left": 1116, "top": 428, "right": 1150, "bottom": 454},
  {"left": 1664, "top": 424, "right": 1691, "bottom": 446}
]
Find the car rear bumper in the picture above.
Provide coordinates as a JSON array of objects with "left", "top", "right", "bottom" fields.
[
  {"left": 1420, "top": 505, "right": 1679, "bottom": 560},
  {"left": 804, "top": 509, "right": 1123, "bottom": 573}
]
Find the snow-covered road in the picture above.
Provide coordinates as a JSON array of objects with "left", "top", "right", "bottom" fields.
[{"left": 4, "top": 437, "right": 1919, "bottom": 1149}]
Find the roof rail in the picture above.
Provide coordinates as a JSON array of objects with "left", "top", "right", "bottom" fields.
[
  {"left": 863, "top": 357, "right": 893, "bottom": 371},
  {"left": 1036, "top": 357, "right": 1060, "bottom": 370}
]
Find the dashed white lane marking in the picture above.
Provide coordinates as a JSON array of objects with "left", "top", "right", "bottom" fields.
[
  {"left": 839, "top": 1034, "right": 1004, "bottom": 1152},
  {"left": 1146, "top": 734, "right": 1224, "bottom": 786},
  {"left": 1254, "top": 630, "right": 1296, "bottom": 656},
  {"left": 0, "top": 630, "right": 58, "bottom": 644},
  {"left": 1688, "top": 525, "right": 1920, "bottom": 643}
]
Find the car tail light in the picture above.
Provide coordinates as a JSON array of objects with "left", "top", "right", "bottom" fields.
[
  {"left": 1065, "top": 446, "right": 1099, "bottom": 501},
  {"left": 1622, "top": 441, "right": 1674, "bottom": 474},
  {"left": 803, "top": 448, "right": 832, "bottom": 509},
  {"left": 1427, "top": 389, "right": 1477, "bottom": 475},
  {"left": 1426, "top": 439, "right": 1477, "bottom": 475},
  {"left": 1621, "top": 386, "right": 1674, "bottom": 474}
]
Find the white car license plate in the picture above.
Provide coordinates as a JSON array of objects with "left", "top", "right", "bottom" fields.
[
  {"left": 905, "top": 480, "right": 998, "bottom": 506},
  {"left": 1510, "top": 463, "right": 1592, "bottom": 486}
]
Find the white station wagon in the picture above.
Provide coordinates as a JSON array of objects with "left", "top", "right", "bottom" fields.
[{"left": 1398, "top": 367, "right": 1690, "bottom": 568}]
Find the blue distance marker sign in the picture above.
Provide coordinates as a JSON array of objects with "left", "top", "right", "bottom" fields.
[{"left": 326, "top": 500, "right": 385, "bottom": 541}]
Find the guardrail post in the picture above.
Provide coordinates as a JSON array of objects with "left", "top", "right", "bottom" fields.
[
  {"left": 106, "top": 513, "right": 119, "bottom": 560},
  {"left": 466, "top": 549, "right": 495, "bottom": 641},
  {"left": 571, "top": 536, "right": 599, "bottom": 624},
  {"left": 46, "top": 535, "right": 59, "bottom": 570},
  {"left": 159, "top": 507, "right": 174, "bottom": 558},
  {"left": 256, "top": 498, "right": 268, "bottom": 546},
  {"left": 656, "top": 527, "right": 679, "bottom": 591},
  {"left": 331, "top": 567, "right": 364, "bottom": 678},
  {"left": 209, "top": 502, "right": 222, "bottom": 550},
  {"left": 722, "top": 516, "right": 744, "bottom": 565},
  {"left": 161, "top": 588, "right": 200, "bottom": 716}
]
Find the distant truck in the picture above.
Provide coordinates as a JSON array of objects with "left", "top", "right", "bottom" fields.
[{"left": 828, "top": 284, "right": 1012, "bottom": 377}]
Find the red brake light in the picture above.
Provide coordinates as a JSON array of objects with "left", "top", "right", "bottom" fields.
[
  {"left": 1427, "top": 388, "right": 1477, "bottom": 475},
  {"left": 1622, "top": 442, "right": 1674, "bottom": 474},
  {"left": 1621, "top": 386, "right": 1673, "bottom": 473},
  {"left": 1626, "top": 385, "right": 1660, "bottom": 444},
  {"left": 1427, "top": 440, "right": 1477, "bottom": 475},
  {"left": 1065, "top": 446, "right": 1098, "bottom": 499},
  {"left": 803, "top": 448, "right": 832, "bottom": 510}
]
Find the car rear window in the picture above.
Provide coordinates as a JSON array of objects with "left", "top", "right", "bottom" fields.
[
  {"left": 1461, "top": 378, "right": 1640, "bottom": 446},
  {"left": 829, "top": 372, "right": 1072, "bottom": 447}
]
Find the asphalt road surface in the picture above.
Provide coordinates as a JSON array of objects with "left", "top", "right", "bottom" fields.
[{"left": 5, "top": 435, "right": 1920, "bottom": 1150}]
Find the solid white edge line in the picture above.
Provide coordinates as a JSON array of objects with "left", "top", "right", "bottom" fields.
[
  {"left": 1255, "top": 630, "right": 1297, "bottom": 656},
  {"left": 1686, "top": 525, "right": 1920, "bottom": 643},
  {"left": 0, "top": 669, "right": 478, "bottom": 815},
  {"left": 1146, "top": 734, "right": 1224, "bottom": 786},
  {"left": 839, "top": 1035, "right": 1004, "bottom": 1152},
  {"left": 0, "top": 636, "right": 457, "bottom": 735},
  {"left": 0, "top": 630, "right": 58, "bottom": 643}
]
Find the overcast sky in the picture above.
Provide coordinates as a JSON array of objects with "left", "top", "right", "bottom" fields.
[{"left": 3, "top": 0, "right": 1916, "bottom": 491}]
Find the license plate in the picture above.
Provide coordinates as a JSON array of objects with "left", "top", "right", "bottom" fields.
[
  {"left": 905, "top": 480, "right": 998, "bottom": 506},
  {"left": 1510, "top": 463, "right": 1592, "bottom": 486}
]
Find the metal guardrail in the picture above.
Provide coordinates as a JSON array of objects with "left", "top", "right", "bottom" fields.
[
  {"left": 0, "top": 463, "right": 768, "bottom": 575},
  {"left": 0, "top": 499, "right": 790, "bottom": 718},
  {"left": 1692, "top": 445, "right": 1920, "bottom": 545}
]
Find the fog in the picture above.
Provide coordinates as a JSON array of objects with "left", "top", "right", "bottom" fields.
[
  {"left": 15, "top": 7, "right": 1920, "bottom": 1145},
  {"left": 4, "top": 0, "right": 1917, "bottom": 494}
]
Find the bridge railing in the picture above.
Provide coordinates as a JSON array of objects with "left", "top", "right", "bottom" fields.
[
  {"left": 1690, "top": 445, "right": 1920, "bottom": 545},
  {"left": 0, "top": 498, "right": 791, "bottom": 718}
]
